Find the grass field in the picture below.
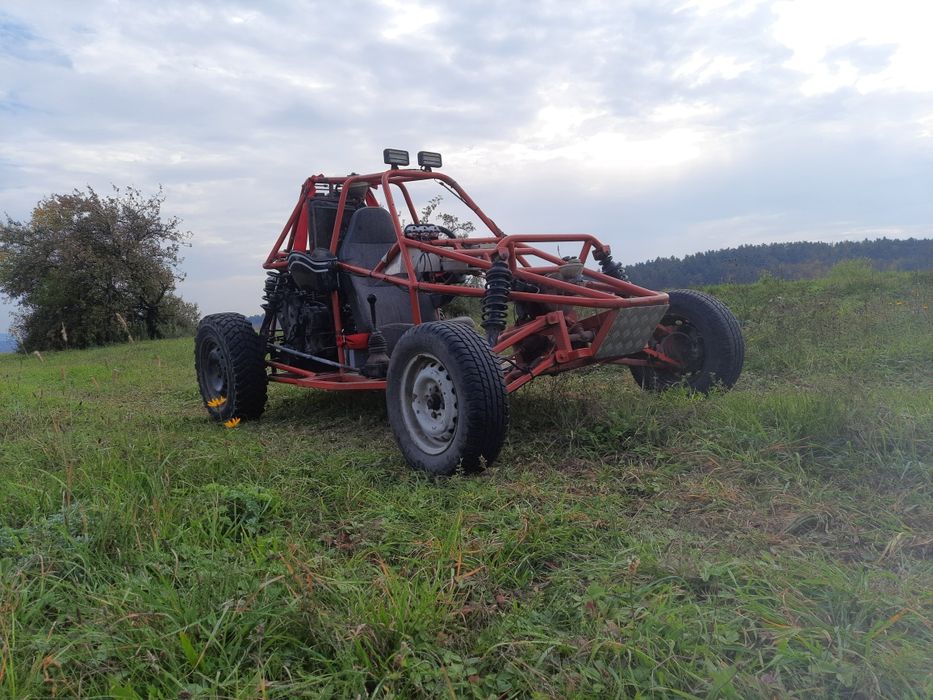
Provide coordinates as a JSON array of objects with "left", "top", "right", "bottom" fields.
[{"left": 1, "top": 262, "right": 931, "bottom": 699}]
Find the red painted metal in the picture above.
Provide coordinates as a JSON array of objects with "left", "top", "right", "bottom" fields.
[
  {"left": 262, "top": 165, "right": 677, "bottom": 393},
  {"left": 341, "top": 333, "right": 370, "bottom": 350}
]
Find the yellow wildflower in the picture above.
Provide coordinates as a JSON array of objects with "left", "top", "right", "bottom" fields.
[
  {"left": 207, "top": 396, "right": 227, "bottom": 408},
  {"left": 224, "top": 417, "right": 241, "bottom": 428}
]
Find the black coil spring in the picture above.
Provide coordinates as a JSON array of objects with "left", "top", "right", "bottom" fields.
[
  {"left": 259, "top": 271, "right": 284, "bottom": 339},
  {"left": 261, "top": 271, "right": 284, "bottom": 309},
  {"left": 596, "top": 252, "right": 628, "bottom": 280},
  {"left": 481, "top": 258, "right": 512, "bottom": 346}
]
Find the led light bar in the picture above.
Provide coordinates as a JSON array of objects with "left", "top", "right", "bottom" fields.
[
  {"left": 417, "top": 151, "right": 442, "bottom": 169},
  {"left": 383, "top": 148, "right": 409, "bottom": 167}
]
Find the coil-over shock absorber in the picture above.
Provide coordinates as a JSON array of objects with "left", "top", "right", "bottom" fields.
[
  {"left": 593, "top": 249, "right": 628, "bottom": 280},
  {"left": 481, "top": 257, "right": 512, "bottom": 346},
  {"left": 259, "top": 271, "right": 285, "bottom": 341}
]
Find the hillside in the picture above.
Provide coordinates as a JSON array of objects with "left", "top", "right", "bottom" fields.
[
  {"left": 626, "top": 236, "right": 932, "bottom": 289},
  {"left": 0, "top": 262, "right": 930, "bottom": 698}
]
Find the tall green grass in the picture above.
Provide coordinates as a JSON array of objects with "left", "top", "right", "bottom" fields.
[{"left": 0, "top": 262, "right": 930, "bottom": 698}]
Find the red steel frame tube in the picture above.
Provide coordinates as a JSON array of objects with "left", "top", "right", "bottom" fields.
[{"left": 261, "top": 168, "right": 673, "bottom": 392}]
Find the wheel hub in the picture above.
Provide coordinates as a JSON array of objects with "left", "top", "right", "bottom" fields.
[
  {"left": 207, "top": 348, "right": 226, "bottom": 392},
  {"left": 657, "top": 320, "right": 703, "bottom": 374},
  {"left": 402, "top": 356, "right": 458, "bottom": 455}
]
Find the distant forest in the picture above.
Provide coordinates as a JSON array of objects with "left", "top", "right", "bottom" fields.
[
  {"left": 243, "top": 237, "right": 931, "bottom": 321},
  {"left": 624, "top": 237, "right": 932, "bottom": 289}
]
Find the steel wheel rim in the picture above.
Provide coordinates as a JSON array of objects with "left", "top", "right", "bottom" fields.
[
  {"left": 201, "top": 338, "right": 228, "bottom": 397},
  {"left": 400, "top": 352, "right": 458, "bottom": 455}
]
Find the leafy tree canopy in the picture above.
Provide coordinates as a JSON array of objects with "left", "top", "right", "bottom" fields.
[
  {"left": 419, "top": 195, "right": 476, "bottom": 237},
  {"left": 0, "top": 186, "right": 199, "bottom": 350}
]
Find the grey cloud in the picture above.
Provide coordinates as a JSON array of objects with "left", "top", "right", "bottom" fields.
[
  {"left": 0, "top": 1, "right": 931, "bottom": 332},
  {"left": 825, "top": 41, "right": 897, "bottom": 74},
  {"left": 0, "top": 12, "right": 71, "bottom": 66}
]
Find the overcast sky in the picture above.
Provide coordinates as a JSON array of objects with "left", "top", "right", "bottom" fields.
[{"left": 2, "top": 0, "right": 932, "bottom": 333}]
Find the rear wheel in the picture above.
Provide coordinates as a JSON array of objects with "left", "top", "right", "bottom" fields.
[
  {"left": 631, "top": 289, "right": 744, "bottom": 393},
  {"left": 195, "top": 313, "right": 267, "bottom": 421},
  {"left": 387, "top": 322, "right": 509, "bottom": 475}
]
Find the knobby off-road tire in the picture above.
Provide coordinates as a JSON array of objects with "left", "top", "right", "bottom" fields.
[
  {"left": 386, "top": 321, "right": 509, "bottom": 475},
  {"left": 631, "top": 289, "right": 744, "bottom": 394},
  {"left": 195, "top": 313, "right": 267, "bottom": 422}
]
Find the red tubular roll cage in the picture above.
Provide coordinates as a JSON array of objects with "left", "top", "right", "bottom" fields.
[{"left": 263, "top": 168, "right": 673, "bottom": 393}]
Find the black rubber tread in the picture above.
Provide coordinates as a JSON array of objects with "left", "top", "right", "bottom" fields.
[
  {"left": 195, "top": 312, "right": 268, "bottom": 421},
  {"left": 631, "top": 289, "right": 744, "bottom": 394},
  {"left": 386, "top": 321, "right": 509, "bottom": 475}
]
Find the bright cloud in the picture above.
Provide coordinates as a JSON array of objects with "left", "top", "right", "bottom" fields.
[
  {"left": 0, "top": 0, "right": 930, "bottom": 331},
  {"left": 773, "top": 0, "right": 933, "bottom": 94}
]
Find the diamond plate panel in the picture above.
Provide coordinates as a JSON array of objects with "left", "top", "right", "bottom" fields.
[{"left": 595, "top": 304, "right": 668, "bottom": 359}]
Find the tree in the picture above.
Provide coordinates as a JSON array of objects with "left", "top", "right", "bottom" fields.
[
  {"left": 0, "top": 186, "right": 199, "bottom": 350},
  {"left": 623, "top": 238, "right": 933, "bottom": 289},
  {"left": 419, "top": 195, "right": 476, "bottom": 237},
  {"left": 416, "top": 195, "right": 483, "bottom": 319}
]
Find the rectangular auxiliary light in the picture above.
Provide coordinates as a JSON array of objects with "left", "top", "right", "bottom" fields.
[
  {"left": 383, "top": 148, "right": 409, "bottom": 167},
  {"left": 417, "top": 151, "right": 442, "bottom": 168}
]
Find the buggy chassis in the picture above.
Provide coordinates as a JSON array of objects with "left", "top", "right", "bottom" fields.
[
  {"left": 260, "top": 167, "right": 678, "bottom": 393},
  {"left": 196, "top": 151, "right": 743, "bottom": 473}
]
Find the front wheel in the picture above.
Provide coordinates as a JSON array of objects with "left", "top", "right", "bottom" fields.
[
  {"left": 195, "top": 313, "right": 268, "bottom": 421},
  {"left": 631, "top": 289, "right": 744, "bottom": 393},
  {"left": 386, "top": 322, "right": 509, "bottom": 475}
]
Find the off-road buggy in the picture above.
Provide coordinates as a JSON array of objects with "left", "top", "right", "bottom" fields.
[{"left": 195, "top": 149, "right": 744, "bottom": 474}]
